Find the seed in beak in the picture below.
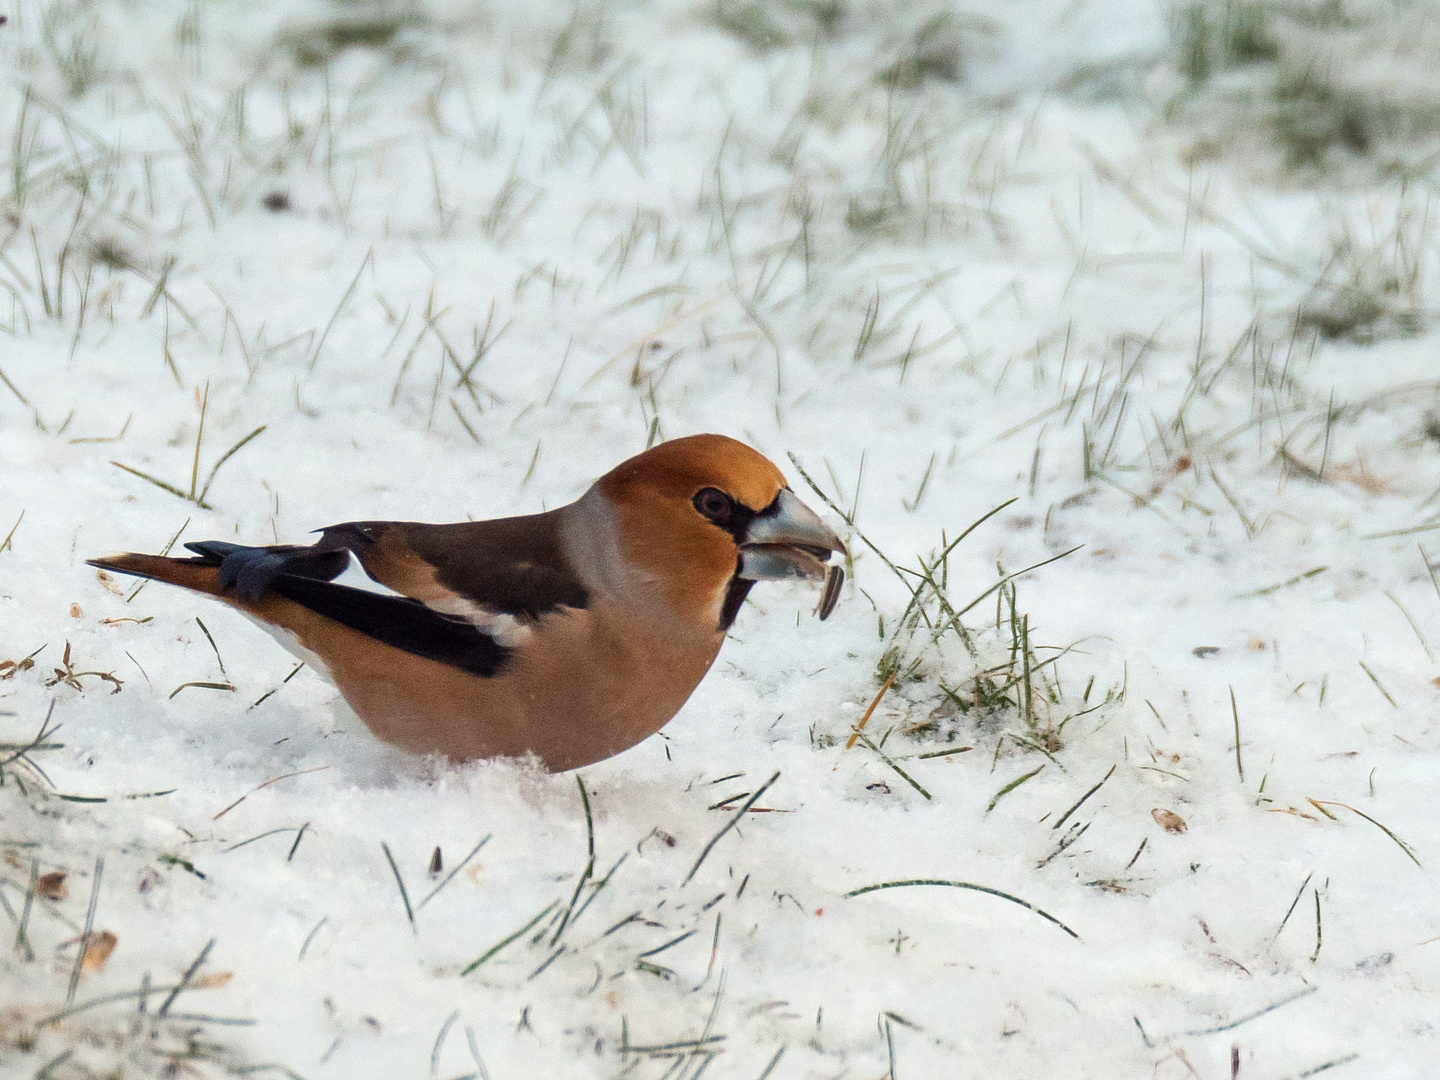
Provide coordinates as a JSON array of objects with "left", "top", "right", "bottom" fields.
[{"left": 817, "top": 563, "right": 844, "bottom": 620}]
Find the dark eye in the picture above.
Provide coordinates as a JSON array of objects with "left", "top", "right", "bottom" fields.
[{"left": 693, "top": 487, "right": 733, "bottom": 522}]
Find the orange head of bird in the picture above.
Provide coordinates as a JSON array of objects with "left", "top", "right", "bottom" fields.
[{"left": 590, "top": 434, "right": 846, "bottom": 632}]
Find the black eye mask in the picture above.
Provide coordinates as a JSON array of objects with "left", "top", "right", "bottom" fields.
[{"left": 692, "top": 486, "right": 762, "bottom": 543}]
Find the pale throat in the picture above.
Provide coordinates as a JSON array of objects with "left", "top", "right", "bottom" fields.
[{"left": 560, "top": 487, "right": 732, "bottom": 643}]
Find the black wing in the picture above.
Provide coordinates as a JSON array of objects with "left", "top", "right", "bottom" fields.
[
  {"left": 313, "top": 512, "right": 589, "bottom": 618},
  {"left": 182, "top": 540, "right": 508, "bottom": 677},
  {"left": 268, "top": 576, "right": 507, "bottom": 677}
]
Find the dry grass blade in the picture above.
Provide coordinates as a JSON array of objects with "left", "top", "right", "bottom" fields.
[
  {"left": 222, "top": 827, "right": 304, "bottom": 855},
  {"left": 461, "top": 900, "right": 559, "bottom": 976},
  {"left": 249, "top": 661, "right": 306, "bottom": 709},
  {"left": 381, "top": 841, "right": 416, "bottom": 933},
  {"left": 287, "top": 824, "right": 309, "bottom": 862},
  {"left": 418, "top": 835, "right": 491, "bottom": 910},
  {"left": 636, "top": 928, "right": 695, "bottom": 960},
  {"left": 196, "top": 425, "right": 266, "bottom": 506},
  {"left": 169, "top": 681, "right": 236, "bottom": 699},
  {"left": 852, "top": 729, "right": 931, "bottom": 800},
  {"left": 0, "top": 364, "right": 30, "bottom": 406},
  {"left": 194, "top": 617, "right": 227, "bottom": 677},
  {"left": 212, "top": 765, "right": 331, "bottom": 820},
  {"left": 1272, "top": 871, "right": 1314, "bottom": 941},
  {"left": 1308, "top": 799, "right": 1420, "bottom": 867},
  {"left": 189, "top": 380, "right": 210, "bottom": 500},
  {"left": 683, "top": 770, "right": 780, "bottom": 885},
  {"left": 1357, "top": 661, "right": 1398, "bottom": 709},
  {"left": 1052, "top": 765, "right": 1115, "bottom": 831},
  {"left": 46, "top": 642, "right": 123, "bottom": 694},
  {"left": 1, "top": 699, "right": 62, "bottom": 786},
  {"left": 846, "top": 879, "right": 1079, "bottom": 939},
  {"left": 308, "top": 249, "right": 373, "bottom": 371},
  {"left": 845, "top": 672, "right": 895, "bottom": 750},
  {"left": 158, "top": 937, "right": 215, "bottom": 1017},
  {"left": 987, "top": 764, "right": 1045, "bottom": 813},
  {"left": 1208, "top": 465, "right": 1259, "bottom": 539},
  {"left": 0, "top": 509, "right": 23, "bottom": 554},
  {"left": 126, "top": 517, "right": 189, "bottom": 603},
  {"left": 1422, "top": 543, "right": 1440, "bottom": 603},
  {"left": 1233, "top": 566, "right": 1327, "bottom": 599},
  {"left": 37, "top": 979, "right": 192, "bottom": 1027},
  {"left": 14, "top": 858, "right": 38, "bottom": 961},
  {"left": 1230, "top": 686, "right": 1244, "bottom": 781},
  {"left": 787, "top": 453, "right": 905, "bottom": 579},
  {"left": 565, "top": 852, "right": 628, "bottom": 933},
  {"left": 111, "top": 460, "right": 194, "bottom": 504},
  {"left": 755, "top": 1045, "right": 786, "bottom": 1079},
  {"left": 1385, "top": 590, "right": 1435, "bottom": 663},
  {"left": 914, "top": 746, "right": 972, "bottom": 759},
  {"left": 551, "top": 776, "right": 596, "bottom": 945},
  {"left": 1361, "top": 518, "right": 1440, "bottom": 541},
  {"left": 65, "top": 858, "right": 103, "bottom": 1006},
  {"left": 1297, "top": 1053, "right": 1359, "bottom": 1075},
  {"left": 1181, "top": 985, "right": 1317, "bottom": 1036}
]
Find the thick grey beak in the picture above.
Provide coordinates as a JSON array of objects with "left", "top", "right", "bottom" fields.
[{"left": 738, "top": 489, "right": 846, "bottom": 583}]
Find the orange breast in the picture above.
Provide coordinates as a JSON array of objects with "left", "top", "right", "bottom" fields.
[{"left": 248, "top": 593, "right": 722, "bottom": 770}]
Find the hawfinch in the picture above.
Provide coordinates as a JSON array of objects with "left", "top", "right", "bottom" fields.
[{"left": 88, "top": 435, "right": 846, "bottom": 770}]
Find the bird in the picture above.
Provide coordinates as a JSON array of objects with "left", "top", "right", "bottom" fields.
[{"left": 88, "top": 434, "right": 846, "bottom": 771}]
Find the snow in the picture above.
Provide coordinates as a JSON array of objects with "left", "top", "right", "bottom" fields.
[{"left": 2, "top": 1, "right": 1438, "bottom": 1077}]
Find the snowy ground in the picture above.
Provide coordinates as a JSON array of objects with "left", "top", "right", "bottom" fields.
[{"left": 2, "top": 1, "right": 1439, "bottom": 1076}]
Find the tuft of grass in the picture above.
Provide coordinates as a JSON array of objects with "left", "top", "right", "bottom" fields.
[
  {"left": 1224, "top": 2, "right": 1279, "bottom": 62},
  {"left": 1273, "top": 65, "right": 1370, "bottom": 167},
  {"left": 714, "top": 1, "right": 790, "bottom": 51},
  {"left": 1293, "top": 197, "right": 1430, "bottom": 343},
  {"left": 1165, "top": 4, "right": 1440, "bottom": 182},
  {"left": 878, "top": 13, "right": 972, "bottom": 89},
  {"left": 840, "top": 98, "right": 975, "bottom": 245},
  {"left": 1174, "top": 1, "right": 1278, "bottom": 88},
  {"left": 543, "top": 1, "right": 612, "bottom": 78},
  {"left": 790, "top": 453, "right": 1107, "bottom": 767},
  {"left": 22, "top": 962, "right": 290, "bottom": 1077},
  {"left": 42, "top": 2, "right": 105, "bottom": 98},
  {"left": 278, "top": 6, "right": 425, "bottom": 67},
  {"left": 711, "top": 0, "right": 844, "bottom": 52},
  {"left": 89, "top": 237, "right": 135, "bottom": 272}
]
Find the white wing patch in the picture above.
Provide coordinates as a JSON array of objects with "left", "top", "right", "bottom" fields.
[{"left": 425, "top": 595, "right": 535, "bottom": 649}]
